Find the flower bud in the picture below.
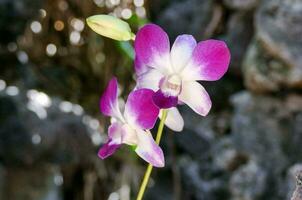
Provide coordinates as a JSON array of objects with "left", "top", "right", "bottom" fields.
[{"left": 86, "top": 15, "right": 135, "bottom": 41}]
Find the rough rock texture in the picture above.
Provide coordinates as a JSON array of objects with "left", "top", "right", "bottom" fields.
[
  {"left": 229, "top": 161, "right": 267, "bottom": 200},
  {"left": 223, "top": 0, "right": 260, "bottom": 10},
  {"left": 230, "top": 91, "right": 290, "bottom": 173},
  {"left": 157, "top": 0, "right": 222, "bottom": 40},
  {"left": 257, "top": 0, "right": 302, "bottom": 69},
  {"left": 243, "top": 40, "right": 289, "bottom": 92},
  {"left": 285, "top": 164, "right": 302, "bottom": 200},
  {"left": 244, "top": 0, "right": 302, "bottom": 92},
  {"left": 225, "top": 11, "right": 254, "bottom": 74}
]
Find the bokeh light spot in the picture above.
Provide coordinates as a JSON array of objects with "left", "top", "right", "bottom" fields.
[
  {"left": 134, "top": 0, "right": 144, "bottom": 7},
  {"left": 58, "top": 0, "right": 68, "bottom": 11},
  {"left": 6, "top": 86, "right": 19, "bottom": 96},
  {"left": 17, "top": 51, "right": 29, "bottom": 64},
  {"left": 59, "top": 101, "right": 73, "bottom": 113},
  {"left": 7, "top": 42, "right": 17, "bottom": 52},
  {"left": 121, "top": 8, "right": 132, "bottom": 19},
  {"left": 30, "top": 21, "right": 42, "bottom": 33},
  {"left": 0, "top": 80, "right": 6, "bottom": 91},
  {"left": 71, "top": 18, "right": 85, "bottom": 32},
  {"left": 39, "top": 9, "right": 47, "bottom": 18},
  {"left": 46, "top": 43, "right": 57, "bottom": 56},
  {"left": 136, "top": 7, "right": 146, "bottom": 18},
  {"left": 70, "top": 31, "right": 81, "bottom": 45},
  {"left": 54, "top": 20, "right": 65, "bottom": 31},
  {"left": 32, "top": 134, "right": 42, "bottom": 145}
]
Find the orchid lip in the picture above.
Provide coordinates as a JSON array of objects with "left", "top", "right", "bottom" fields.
[
  {"left": 152, "top": 89, "right": 178, "bottom": 109},
  {"left": 160, "top": 74, "right": 182, "bottom": 97}
]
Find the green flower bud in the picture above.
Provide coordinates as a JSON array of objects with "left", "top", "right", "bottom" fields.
[{"left": 86, "top": 15, "right": 135, "bottom": 41}]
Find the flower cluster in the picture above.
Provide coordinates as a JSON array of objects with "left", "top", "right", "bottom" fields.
[
  {"left": 98, "top": 78, "right": 164, "bottom": 167},
  {"left": 87, "top": 15, "right": 230, "bottom": 168}
]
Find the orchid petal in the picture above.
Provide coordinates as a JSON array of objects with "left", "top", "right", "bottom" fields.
[
  {"left": 124, "top": 89, "right": 159, "bottom": 129},
  {"left": 171, "top": 35, "right": 196, "bottom": 73},
  {"left": 98, "top": 140, "right": 121, "bottom": 159},
  {"left": 179, "top": 81, "right": 212, "bottom": 116},
  {"left": 108, "top": 122, "right": 123, "bottom": 143},
  {"left": 121, "top": 124, "right": 138, "bottom": 146},
  {"left": 136, "top": 68, "right": 164, "bottom": 91},
  {"left": 99, "top": 77, "right": 124, "bottom": 120},
  {"left": 182, "top": 40, "right": 230, "bottom": 81},
  {"left": 134, "top": 56, "right": 148, "bottom": 76},
  {"left": 134, "top": 24, "right": 172, "bottom": 74},
  {"left": 161, "top": 108, "right": 184, "bottom": 132},
  {"left": 153, "top": 89, "right": 178, "bottom": 109},
  {"left": 135, "top": 130, "right": 165, "bottom": 167},
  {"left": 98, "top": 122, "right": 123, "bottom": 159}
]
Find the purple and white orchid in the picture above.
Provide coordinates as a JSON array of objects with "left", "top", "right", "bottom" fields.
[
  {"left": 134, "top": 24, "right": 231, "bottom": 117},
  {"left": 86, "top": 16, "right": 232, "bottom": 199},
  {"left": 98, "top": 77, "right": 165, "bottom": 167}
]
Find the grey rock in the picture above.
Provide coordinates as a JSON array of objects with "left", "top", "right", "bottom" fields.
[
  {"left": 179, "top": 157, "right": 229, "bottom": 200},
  {"left": 182, "top": 109, "right": 232, "bottom": 143},
  {"left": 229, "top": 91, "right": 302, "bottom": 199},
  {"left": 175, "top": 128, "right": 211, "bottom": 158},
  {"left": 291, "top": 171, "right": 302, "bottom": 200},
  {"left": 225, "top": 11, "right": 254, "bottom": 75},
  {"left": 223, "top": 0, "right": 260, "bottom": 10},
  {"left": 255, "top": 0, "right": 302, "bottom": 88},
  {"left": 285, "top": 164, "right": 302, "bottom": 200},
  {"left": 230, "top": 91, "right": 289, "bottom": 173},
  {"left": 157, "top": 0, "right": 221, "bottom": 40},
  {"left": 243, "top": 39, "right": 290, "bottom": 92},
  {"left": 244, "top": 0, "right": 302, "bottom": 92},
  {"left": 229, "top": 160, "right": 267, "bottom": 200},
  {"left": 212, "top": 138, "right": 248, "bottom": 172},
  {"left": 288, "top": 113, "right": 302, "bottom": 162}
]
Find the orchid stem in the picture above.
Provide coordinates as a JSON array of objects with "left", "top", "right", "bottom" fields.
[{"left": 136, "top": 109, "right": 168, "bottom": 200}]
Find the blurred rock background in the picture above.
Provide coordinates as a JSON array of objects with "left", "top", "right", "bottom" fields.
[{"left": 0, "top": 0, "right": 302, "bottom": 199}]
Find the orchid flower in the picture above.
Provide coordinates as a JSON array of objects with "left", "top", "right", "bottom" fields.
[
  {"left": 98, "top": 77, "right": 165, "bottom": 167},
  {"left": 134, "top": 24, "right": 231, "bottom": 119}
]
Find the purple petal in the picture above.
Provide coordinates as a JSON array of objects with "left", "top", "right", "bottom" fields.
[
  {"left": 98, "top": 122, "right": 123, "bottom": 159},
  {"left": 171, "top": 35, "right": 196, "bottom": 73},
  {"left": 135, "top": 130, "right": 165, "bottom": 167},
  {"left": 108, "top": 122, "right": 123, "bottom": 142},
  {"left": 99, "top": 77, "right": 122, "bottom": 119},
  {"left": 98, "top": 139, "right": 121, "bottom": 159},
  {"left": 134, "top": 24, "right": 170, "bottom": 73},
  {"left": 134, "top": 56, "right": 148, "bottom": 76},
  {"left": 152, "top": 89, "right": 178, "bottom": 109},
  {"left": 182, "top": 40, "right": 231, "bottom": 81},
  {"left": 178, "top": 81, "right": 212, "bottom": 116},
  {"left": 124, "top": 89, "right": 159, "bottom": 130}
]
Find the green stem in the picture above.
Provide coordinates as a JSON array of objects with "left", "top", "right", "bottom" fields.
[{"left": 136, "top": 109, "right": 168, "bottom": 200}]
